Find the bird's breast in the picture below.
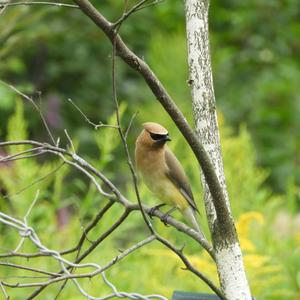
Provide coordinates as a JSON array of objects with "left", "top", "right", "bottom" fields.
[{"left": 138, "top": 162, "right": 188, "bottom": 210}]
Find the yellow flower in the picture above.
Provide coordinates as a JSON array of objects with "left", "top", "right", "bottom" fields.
[
  {"left": 244, "top": 254, "right": 269, "bottom": 268},
  {"left": 239, "top": 237, "right": 256, "bottom": 252},
  {"left": 294, "top": 233, "right": 300, "bottom": 245},
  {"left": 236, "top": 211, "right": 265, "bottom": 237}
]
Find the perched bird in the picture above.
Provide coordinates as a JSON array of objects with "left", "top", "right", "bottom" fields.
[{"left": 135, "top": 122, "right": 202, "bottom": 234}]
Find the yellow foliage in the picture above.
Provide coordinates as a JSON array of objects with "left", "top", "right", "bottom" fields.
[
  {"left": 239, "top": 237, "right": 256, "bottom": 252},
  {"left": 235, "top": 212, "right": 264, "bottom": 252},
  {"left": 234, "top": 211, "right": 288, "bottom": 298},
  {"left": 244, "top": 254, "right": 270, "bottom": 268},
  {"left": 295, "top": 234, "right": 300, "bottom": 245},
  {"left": 185, "top": 252, "right": 217, "bottom": 281},
  {"left": 236, "top": 211, "right": 265, "bottom": 239}
]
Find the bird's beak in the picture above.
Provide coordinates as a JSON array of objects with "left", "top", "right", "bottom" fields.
[{"left": 164, "top": 134, "right": 171, "bottom": 142}]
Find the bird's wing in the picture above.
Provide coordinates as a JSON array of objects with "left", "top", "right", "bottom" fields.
[{"left": 164, "top": 147, "right": 199, "bottom": 212}]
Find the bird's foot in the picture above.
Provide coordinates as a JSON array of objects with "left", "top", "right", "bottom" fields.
[
  {"left": 161, "top": 207, "right": 177, "bottom": 226},
  {"left": 149, "top": 203, "right": 166, "bottom": 219}
]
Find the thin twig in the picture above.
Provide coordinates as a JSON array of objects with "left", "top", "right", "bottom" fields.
[
  {"left": 124, "top": 111, "right": 138, "bottom": 140},
  {"left": 0, "top": 152, "right": 47, "bottom": 162},
  {"left": 76, "top": 201, "right": 114, "bottom": 257},
  {"left": 0, "top": 1, "right": 79, "bottom": 8},
  {"left": 113, "top": 0, "right": 149, "bottom": 28},
  {"left": 64, "top": 129, "right": 76, "bottom": 153},
  {"left": 156, "top": 234, "right": 227, "bottom": 300},
  {"left": 0, "top": 281, "right": 9, "bottom": 300},
  {"left": 75, "top": 208, "right": 131, "bottom": 263},
  {"left": 1, "top": 161, "right": 65, "bottom": 200},
  {"left": 54, "top": 279, "right": 68, "bottom": 300},
  {"left": 67, "top": 98, "right": 119, "bottom": 130},
  {"left": 134, "top": 0, "right": 165, "bottom": 12},
  {"left": 24, "top": 189, "right": 40, "bottom": 222},
  {"left": 60, "top": 200, "right": 114, "bottom": 256},
  {"left": 0, "top": 81, "right": 55, "bottom": 144},
  {"left": 13, "top": 190, "right": 40, "bottom": 253},
  {"left": 0, "top": 262, "right": 60, "bottom": 277},
  {"left": 56, "top": 154, "right": 114, "bottom": 199},
  {"left": 0, "top": 147, "right": 43, "bottom": 162},
  {"left": 0, "top": 251, "right": 50, "bottom": 258}
]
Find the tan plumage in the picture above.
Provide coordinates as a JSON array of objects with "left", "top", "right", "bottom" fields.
[{"left": 135, "top": 122, "right": 202, "bottom": 233}]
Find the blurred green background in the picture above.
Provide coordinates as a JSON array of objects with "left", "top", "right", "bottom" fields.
[{"left": 0, "top": 0, "right": 299, "bottom": 299}]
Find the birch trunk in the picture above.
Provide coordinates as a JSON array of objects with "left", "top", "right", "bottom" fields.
[{"left": 184, "top": 1, "right": 252, "bottom": 299}]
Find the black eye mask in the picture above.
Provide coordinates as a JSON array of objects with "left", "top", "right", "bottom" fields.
[{"left": 149, "top": 132, "right": 170, "bottom": 141}]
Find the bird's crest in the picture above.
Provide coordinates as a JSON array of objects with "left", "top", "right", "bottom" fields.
[{"left": 142, "top": 122, "right": 168, "bottom": 135}]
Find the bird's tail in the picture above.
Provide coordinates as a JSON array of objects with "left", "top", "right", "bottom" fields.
[{"left": 182, "top": 207, "right": 205, "bottom": 239}]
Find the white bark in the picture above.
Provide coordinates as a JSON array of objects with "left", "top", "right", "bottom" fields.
[
  {"left": 184, "top": 0, "right": 252, "bottom": 299},
  {"left": 216, "top": 244, "right": 251, "bottom": 300}
]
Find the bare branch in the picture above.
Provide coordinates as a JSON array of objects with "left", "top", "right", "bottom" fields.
[
  {"left": 0, "top": 147, "right": 44, "bottom": 162},
  {"left": 0, "top": 1, "right": 79, "bottom": 9},
  {"left": 113, "top": 0, "right": 149, "bottom": 28},
  {"left": 0, "top": 81, "right": 56, "bottom": 145},
  {"left": 67, "top": 98, "right": 119, "bottom": 130},
  {"left": 75, "top": 208, "right": 131, "bottom": 263},
  {"left": 0, "top": 251, "right": 50, "bottom": 259},
  {"left": 156, "top": 235, "right": 227, "bottom": 300},
  {"left": 24, "top": 189, "right": 40, "bottom": 223},
  {"left": 89, "top": 234, "right": 156, "bottom": 276},
  {"left": 61, "top": 200, "right": 114, "bottom": 256},
  {"left": 1, "top": 162, "right": 65, "bottom": 200},
  {"left": 0, "top": 152, "right": 46, "bottom": 162},
  {"left": 12, "top": 190, "right": 40, "bottom": 253},
  {"left": 124, "top": 111, "right": 138, "bottom": 140},
  {"left": 133, "top": 0, "right": 165, "bottom": 12},
  {"left": 0, "top": 262, "right": 60, "bottom": 277},
  {"left": 113, "top": 0, "right": 165, "bottom": 28},
  {"left": 64, "top": 129, "right": 76, "bottom": 154},
  {"left": 0, "top": 281, "right": 9, "bottom": 300}
]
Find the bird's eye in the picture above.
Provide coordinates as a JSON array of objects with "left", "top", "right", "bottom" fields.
[{"left": 150, "top": 132, "right": 168, "bottom": 141}]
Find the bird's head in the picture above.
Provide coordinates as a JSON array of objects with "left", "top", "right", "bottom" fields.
[{"left": 137, "top": 122, "right": 171, "bottom": 148}]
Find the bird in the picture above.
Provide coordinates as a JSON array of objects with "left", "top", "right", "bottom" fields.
[{"left": 135, "top": 122, "right": 203, "bottom": 234}]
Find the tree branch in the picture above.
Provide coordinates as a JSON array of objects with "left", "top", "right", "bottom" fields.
[
  {"left": 0, "top": 1, "right": 79, "bottom": 9},
  {"left": 61, "top": 200, "right": 114, "bottom": 256},
  {"left": 156, "top": 235, "right": 227, "bottom": 300},
  {"left": 0, "top": 262, "right": 60, "bottom": 277},
  {"left": 112, "top": 0, "right": 150, "bottom": 28},
  {"left": 0, "top": 80, "right": 55, "bottom": 145}
]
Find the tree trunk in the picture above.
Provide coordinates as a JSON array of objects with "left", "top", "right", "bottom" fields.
[{"left": 184, "top": 1, "right": 252, "bottom": 299}]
